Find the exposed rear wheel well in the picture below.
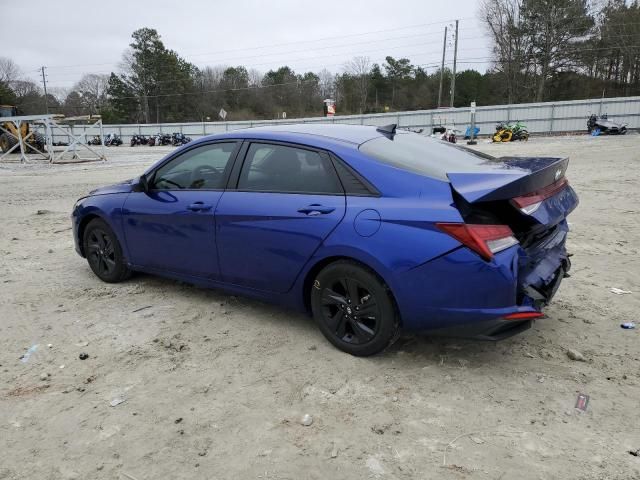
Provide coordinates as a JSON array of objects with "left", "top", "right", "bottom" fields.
[{"left": 302, "top": 256, "right": 401, "bottom": 326}]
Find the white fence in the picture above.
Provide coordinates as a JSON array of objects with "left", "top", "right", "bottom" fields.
[{"left": 56, "top": 95, "right": 640, "bottom": 143}]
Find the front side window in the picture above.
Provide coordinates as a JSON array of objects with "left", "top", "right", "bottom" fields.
[
  {"left": 152, "top": 142, "right": 237, "bottom": 190},
  {"left": 237, "top": 143, "right": 342, "bottom": 194}
]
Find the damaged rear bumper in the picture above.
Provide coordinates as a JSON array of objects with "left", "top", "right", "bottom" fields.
[{"left": 395, "top": 221, "right": 572, "bottom": 338}]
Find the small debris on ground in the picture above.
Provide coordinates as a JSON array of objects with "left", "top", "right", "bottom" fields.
[
  {"left": 132, "top": 305, "right": 152, "bottom": 313},
  {"left": 36, "top": 209, "right": 52, "bottom": 215},
  {"left": 174, "top": 417, "right": 183, "bottom": 424},
  {"left": 575, "top": 393, "right": 590, "bottom": 412},
  {"left": 40, "top": 372, "right": 50, "bottom": 381},
  {"left": 621, "top": 322, "right": 636, "bottom": 329},
  {"left": 79, "top": 352, "right": 89, "bottom": 360},
  {"left": 110, "top": 396, "right": 126, "bottom": 407},
  {"left": 330, "top": 443, "right": 339, "bottom": 458},
  {"left": 47, "top": 344, "right": 53, "bottom": 348},
  {"left": 566, "top": 349, "right": 586, "bottom": 362},
  {"left": 301, "top": 414, "right": 313, "bottom": 426},
  {"left": 629, "top": 449, "right": 640, "bottom": 457},
  {"left": 366, "top": 456, "right": 385, "bottom": 476},
  {"left": 610, "top": 287, "right": 632, "bottom": 295},
  {"left": 20, "top": 344, "right": 39, "bottom": 363}
]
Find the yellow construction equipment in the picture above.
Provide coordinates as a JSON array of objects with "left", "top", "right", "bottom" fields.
[{"left": 0, "top": 105, "right": 45, "bottom": 153}]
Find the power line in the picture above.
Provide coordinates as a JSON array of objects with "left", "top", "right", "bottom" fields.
[{"left": 40, "top": 17, "right": 478, "bottom": 71}]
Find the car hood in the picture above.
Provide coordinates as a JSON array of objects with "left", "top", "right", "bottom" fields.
[{"left": 89, "top": 179, "right": 135, "bottom": 196}]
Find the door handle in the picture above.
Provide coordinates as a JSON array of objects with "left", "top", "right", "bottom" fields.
[
  {"left": 297, "top": 204, "right": 336, "bottom": 215},
  {"left": 187, "top": 202, "right": 213, "bottom": 211}
]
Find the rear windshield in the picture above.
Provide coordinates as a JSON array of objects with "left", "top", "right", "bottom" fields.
[{"left": 359, "top": 132, "right": 497, "bottom": 180}]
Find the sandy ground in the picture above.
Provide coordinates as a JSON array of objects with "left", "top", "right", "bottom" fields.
[{"left": 0, "top": 134, "right": 639, "bottom": 480}]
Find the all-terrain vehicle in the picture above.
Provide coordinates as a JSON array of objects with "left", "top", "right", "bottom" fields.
[
  {"left": 493, "top": 121, "right": 529, "bottom": 142},
  {"left": 587, "top": 114, "right": 627, "bottom": 135}
]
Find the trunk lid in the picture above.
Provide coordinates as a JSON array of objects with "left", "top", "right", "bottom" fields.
[
  {"left": 447, "top": 156, "right": 578, "bottom": 237},
  {"left": 447, "top": 156, "right": 569, "bottom": 203}
]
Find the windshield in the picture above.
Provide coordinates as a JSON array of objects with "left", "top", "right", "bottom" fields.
[{"left": 359, "top": 132, "right": 499, "bottom": 180}]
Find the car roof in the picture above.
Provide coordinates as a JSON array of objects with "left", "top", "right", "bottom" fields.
[{"left": 198, "top": 123, "right": 386, "bottom": 148}]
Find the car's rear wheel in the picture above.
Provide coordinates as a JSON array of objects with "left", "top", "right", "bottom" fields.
[
  {"left": 83, "top": 218, "right": 131, "bottom": 283},
  {"left": 310, "top": 261, "right": 399, "bottom": 356}
]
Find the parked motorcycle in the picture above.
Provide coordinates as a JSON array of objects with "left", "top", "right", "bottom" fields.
[
  {"left": 104, "top": 133, "right": 122, "bottom": 146},
  {"left": 156, "top": 133, "right": 172, "bottom": 146},
  {"left": 171, "top": 132, "right": 192, "bottom": 146},
  {"left": 130, "top": 135, "right": 149, "bottom": 146},
  {"left": 440, "top": 128, "right": 457, "bottom": 143},
  {"left": 587, "top": 113, "right": 627, "bottom": 135},
  {"left": 88, "top": 135, "right": 102, "bottom": 146}
]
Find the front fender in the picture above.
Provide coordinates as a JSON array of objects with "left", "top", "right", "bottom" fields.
[{"left": 72, "top": 194, "right": 129, "bottom": 259}]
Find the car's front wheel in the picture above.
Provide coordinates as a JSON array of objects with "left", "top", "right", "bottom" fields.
[
  {"left": 83, "top": 218, "right": 132, "bottom": 283},
  {"left": 310, "top": 261, "right": 399, "bottom": 356}
]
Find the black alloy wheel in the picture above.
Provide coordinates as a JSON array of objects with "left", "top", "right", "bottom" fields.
[
  {"left": 83, "top": 218, "right": 131, "bottom": 283},
  {"left": 311, "top": 261, "right": 398, "bottom": 356}
]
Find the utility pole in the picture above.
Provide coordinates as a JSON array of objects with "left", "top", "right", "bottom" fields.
[
  {"left": 450, "top": 19, "right": 459, "bottom": 108},
  {"left": 437, "top": 26, "right": 447, "bottom": 108},
  {"left": 40, "top": 66, "right": 49, "bottom": 114}
]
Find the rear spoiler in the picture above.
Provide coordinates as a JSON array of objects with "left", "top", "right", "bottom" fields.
[{"left": 447, "top": 157, "right": 569, "bottom": 203}]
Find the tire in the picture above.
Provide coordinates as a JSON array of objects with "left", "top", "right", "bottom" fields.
[
  {"left": 28, "top": 132, "right": 46, "bottom": 153},
  {"left": 0, "top": 133, "right": 17, "bottom": 153},
  {"left": 83, "top": 218, "right": 132, "bottom": 283},
  {"left": 310, "top": 260, "right": 399, "bottom": 356}
]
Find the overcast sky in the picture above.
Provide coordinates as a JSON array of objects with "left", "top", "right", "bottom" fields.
[{"left": 4, "top": 0, "right": 490, "bottom": 90}]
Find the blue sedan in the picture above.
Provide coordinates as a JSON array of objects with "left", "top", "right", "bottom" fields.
[{"left": 72, "top": 124, "right": 578, "bottom": 356}]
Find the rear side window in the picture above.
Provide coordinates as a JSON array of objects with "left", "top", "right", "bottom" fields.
[
  {"left": 359, "top": 132, "right": 497, "bottom": 180},
  {"left": 238, "top": 143, "right": 343, "bottom": 194}
]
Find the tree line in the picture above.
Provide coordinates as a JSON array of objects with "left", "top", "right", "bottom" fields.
[{"left": 1, "top": 0, "right": 639, "bottom": 123}]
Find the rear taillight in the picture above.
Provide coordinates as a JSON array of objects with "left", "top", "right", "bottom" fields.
[
  {"left": 436, "top": 223, "right": 519, "bottom": 261},
  {"left": 511, "top": 178, "right": 569, "bottom": 214},
  {"left": 503, "top": 311, "right": 544, "bottom": 320}
]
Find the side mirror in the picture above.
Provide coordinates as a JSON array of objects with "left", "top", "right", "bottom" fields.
[{"left": 132, "top": 175, "right": 149, "bottom": 193}]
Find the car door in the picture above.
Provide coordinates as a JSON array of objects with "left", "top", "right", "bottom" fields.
[
  {"left": 122, "top": 141, "right": 240, "bottom": 278},
  {"left": 215, "top": 141, "right": 346, "bottom": 293}
]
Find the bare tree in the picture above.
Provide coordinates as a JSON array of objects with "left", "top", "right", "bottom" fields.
[
  {"left": 10, "top": 79, "right": 40, "bottom": 98},
  {"left": 317, "top": 68, "right": 335, "bottom": 99},
  {"left": 522, "top": 0, "right": 594, "bottom": 101},
  {"left": 345, "top": 56, "right": 371, "bottom": 113},
  {"left": 0, "top": 57, "right": 21, "bottom": 85},
  {"left": 74, "top": 73, "right": 109, "bottom": 114},
  {"left": 481, "top": 0, "right": 533, "bottom": 103},
  {"left": 248, "top": 68, "right": 263, "bottom": 87},
  {"left": 48, "top": 87, "right": 70, "bottom": 106}
]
